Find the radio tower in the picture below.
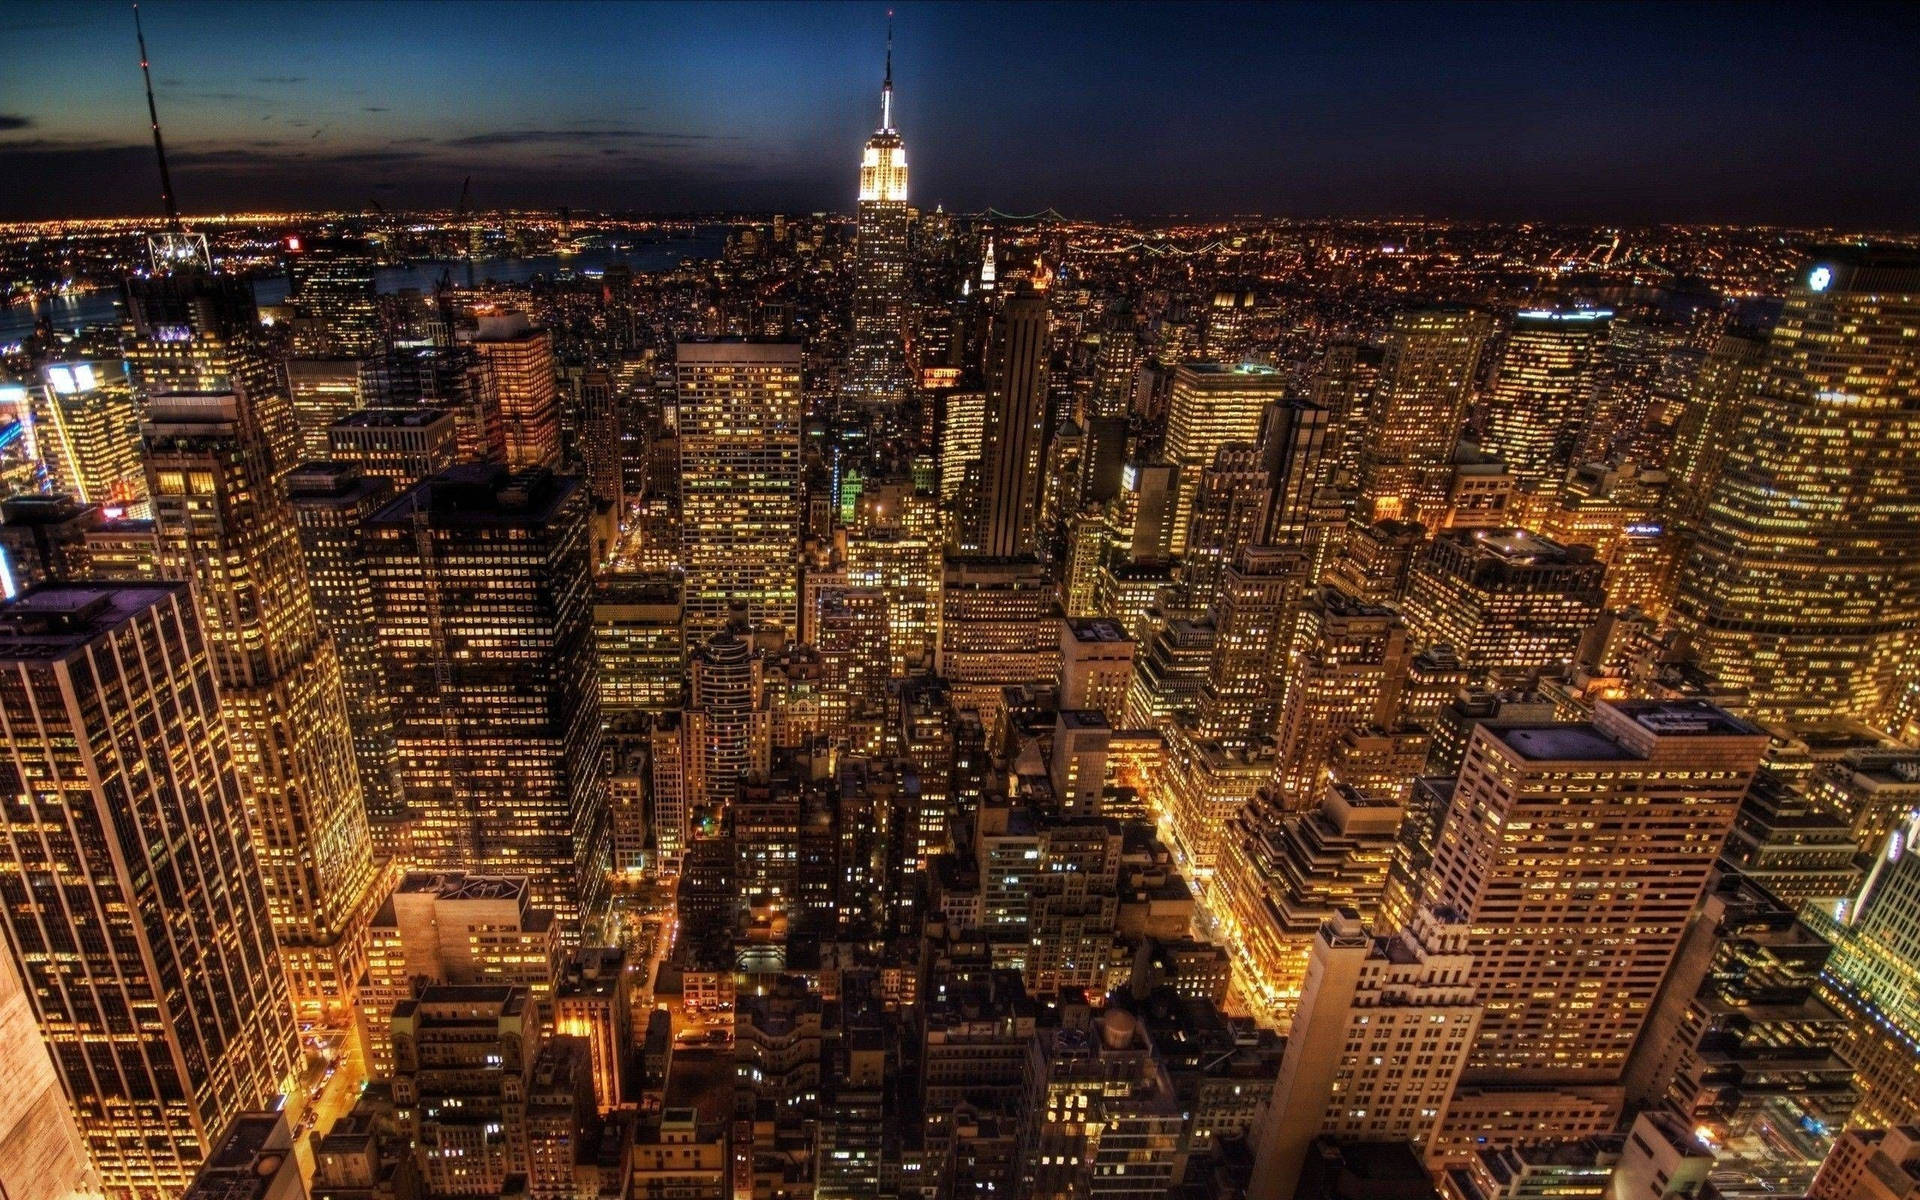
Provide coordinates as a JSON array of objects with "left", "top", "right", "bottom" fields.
[{"left": 133, "top": 3, "right": 210, "bottom": 272}]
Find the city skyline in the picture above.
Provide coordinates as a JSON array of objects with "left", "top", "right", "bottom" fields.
[{"left": 0, "top": 1, "right": 1918, "bottom": 225}]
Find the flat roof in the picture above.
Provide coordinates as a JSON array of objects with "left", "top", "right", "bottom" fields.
[
  {"left": 1496, "top": 725, "right": 1638, "bottom": 761},
  {"left": 0, "top": 584, "right": 187, "bottom": 660}
]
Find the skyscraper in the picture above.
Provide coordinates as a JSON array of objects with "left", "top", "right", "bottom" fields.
[
  {"left": 1481, "top": 308, "right": 1612, "bottom": 502},
  {"left": 1247, "top": 909, "right": 1481, "bottom": 1200},
  {"left": 1670, "top": 250, "right": 1920, "bottom": 727},
  {"left": 1359, "top": 307, "right": 1493, "bottom": 526},
  {"left": 973, "top": 279, "right": 1052, "bottom": 557},
  {"left": 0, "top": 584, "right": 300, "bottom": 1197},
  {"left": 1401, "top": 528, "right": 1607, "bottom": 680},
  {"left": 676, "top": 340, "right": 804, "bottom": 640},
  {"left": 1426, "top": 700, "right": 1766, "bottom": 1082},
  {"left": 363, "top": 463, "right": 610, "bottom": 928},
  {"left": 1165, "top": 363, "right": 1288, "bottom": 555},
  {"left": 143, "top": 391, "right": 382, "bottom": 1014},
  {"left": 32, "top": 359, "right": 144, "bottom": 511},
  {"left": 468, "top": 310, "right": 561, "bottom": 470},
  {"left": 846, "top": 28, "right": 911, "bottom": 406},
  {"left": 287, "top": 461, "right": 404, "bottom": 843}
]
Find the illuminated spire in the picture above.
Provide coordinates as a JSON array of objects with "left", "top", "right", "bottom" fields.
[{"left": 881, "top": 12, "right": 894, "bottom": 131}]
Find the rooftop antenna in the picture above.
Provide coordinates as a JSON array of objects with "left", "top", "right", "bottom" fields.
[
  {"left": 133, "top": 3, "right": 209, "bottom": 272},
  {"left": 881, "top": 11, "right": 894, "bottom": 131}
]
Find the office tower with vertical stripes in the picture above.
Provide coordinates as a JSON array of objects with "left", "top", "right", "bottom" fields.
[
  {"left": 0, "top": 584, "right": 299, "bottom": 1198},
  {"left": 142, "top": 391, "right": 381, "bottom": 1015}
]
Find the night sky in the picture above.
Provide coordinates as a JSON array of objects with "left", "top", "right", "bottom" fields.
[{"left": 2, "top": 1, "right": 1917, "bottom": 226}]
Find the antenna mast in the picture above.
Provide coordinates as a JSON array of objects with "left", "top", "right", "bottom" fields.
[
  {"left": 134, "top": 4, "right": 209, "bottom": 272},
  {"left": 133, "top": 3, "right": 180, "bottom": 231}
]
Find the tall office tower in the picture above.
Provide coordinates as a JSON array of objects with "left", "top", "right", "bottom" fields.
[
  {"left": 676, "top": 340, "right": 804, "bottom": 640},
  {"left": 1164, "top": 363, "right": 1287, "bottom": 554},
  {"left": 1665, "top": 327, "right": 1768, "bottom": 532},
  {"left": 1195, "top": 544, "right": 1312, "bottom": 746},
  {"left": 974, "top": 280, "right": 1052, "bottom": 557},
  {"left": 364, "top": 464, "right": 610, "bottom": 927},
  {"left": 846, "top": 34, "right": 910, "bottom": 405},
  {"left": 593, "top": 573, "right": 685, "bottom": 714},
  {"left": 1214, "top": 783, "right": 1405, "bottom": 1024},
  {"left": 287, "top": 462, "right": 404, "bottom": 842},
  {"left": 939, "top": 389, "right": 987, "bottom": 507},
  {"left": 286, "top": 239, "right": 383, "bottom": 356},
  {"left": 564, "top": 366, "right": 625, "bottom": 510},
  {"left": 1017, "top": 1011, "right": 1187, "bottom": 1200},
  {"left": 1258, "top": 398, "right": 1336, "bottom": 550},
  {"left": 1089, "top": 324, "right": 1141, "bottom": 420},
  {"left": 33, "top": 360, "right": 144, "bottom": 509},
  {"left": 1204, "top": 286, "right": 1257, "bottom": 360},
  {"left": 354, "top": 871, "right": 559, "bottom": 1080},
  {"left": 392, "top": 984, "right": 542, "bottom": 1195},
  {"left": 0, "top": 585, "right": 300, "bottom": 1197},
  {"left": 1671, "top": 251, "right": 1920, "bottom": 727},
  {"left": 1817, "top": 790, "right": 1920, "bottom": 1128},
  {"left": 1401, "top": 529, "right": 1607, "bottom": 680},
  {"left": 1178, "top": 445, "right": 1271, "bottom": 614},
  {"left": 1310, "top": 338, "right": 1384, "bottom": 484},
  {"left": 1426, "top": 700, "right": 1766, "bottom": 1083},
  {"left": 817, "top": 1035, "right": 889, "bottom": 1199},
  {"left": 1481, "top": 308, "right": 1612, "bottom": 502},
  {"left": 685, "top": 623, "right": 771, "bottom": 816},
  {"left": 1358, "top": 307, "right": 1493, "bottom": 526},
  {"left": 467, "top": 310, "right": 560, "bottom": 469},
  {"left": 326, "top": 407, "right": 459, "bottom": 485},
  {"left": 1247, "top": 909, "right": 1481, "bottom": 1200},
  {"left": 143, "top": 392, "right": 381, "bottom": 1013},
  {"left": 125, "top": 332, "right": 299, "bottom": 482},
  {"left": 1623, "top": 870, "right": 1855, "bottom": 1195},
  {"left": 1272, "top": 588, "right": 1412, "bottom": 804},
  {"left": 938, "top": 555, "right": 1061, "bottom": 716},
  {"left": 286, "top": 358, "right": 366, "bottom": 460}
]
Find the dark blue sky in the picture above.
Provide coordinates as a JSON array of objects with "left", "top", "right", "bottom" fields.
[{"left": 1, "top": 1, "right": 1917, "bottom": 225}]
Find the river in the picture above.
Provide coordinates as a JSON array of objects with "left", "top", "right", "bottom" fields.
[{"left": 1, "top": 231, "right": 729, "bottom": 345}]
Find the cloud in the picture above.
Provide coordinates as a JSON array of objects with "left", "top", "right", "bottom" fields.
[
  {"left": 364, "top": 106, "right": 391, "bottom": 113},
  {"left": 441, "top": 127, "right": 730, "bottom": 148},
  {"left": 0, "top": 115, "right": 31, "bottom": 132},
  {"left": 251, "top": 76, "right": 307, "bottom": 84}
]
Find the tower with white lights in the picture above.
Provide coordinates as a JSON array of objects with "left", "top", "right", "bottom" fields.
[{"left": 847, "top": 18, "right": 911, "bottom": 406}]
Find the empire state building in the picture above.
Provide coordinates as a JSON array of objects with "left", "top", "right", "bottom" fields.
[{"left": 846, "top": 27, "right": 910, "bottom": 406}]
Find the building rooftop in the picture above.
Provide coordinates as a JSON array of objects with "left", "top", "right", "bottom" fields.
[
  {"left": 367, "top": 463, "right": 579, "bottom": 528},
  {"left": 0, "top": 583, "right": 187, "bottom": 659},
  {"left": 330, "top": 406, "right": 455, "bottom": 430},
  {"left": 1065, "top": 616, "right": 1134, "bottom": 644},
  {"left": 1497, "top": 725, "right": 1638, "bottom": 762}
]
